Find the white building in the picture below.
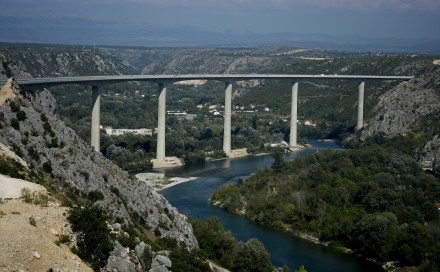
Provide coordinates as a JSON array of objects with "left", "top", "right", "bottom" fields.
[{"left": 104, "top": 127, "right": 153, "bottom": 136}]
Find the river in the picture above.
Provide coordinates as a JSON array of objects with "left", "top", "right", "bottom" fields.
[{"left": 152, "top": 140, "right": 384, "bottom": 271}]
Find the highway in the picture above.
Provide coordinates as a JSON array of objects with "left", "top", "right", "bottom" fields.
[{"left": 1, "top": 74, "right": 414, "bottom": 89}]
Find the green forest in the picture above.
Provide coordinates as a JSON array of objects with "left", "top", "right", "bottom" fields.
[{"left": 211, "top": 136, "right": 440, "bottom": 270}]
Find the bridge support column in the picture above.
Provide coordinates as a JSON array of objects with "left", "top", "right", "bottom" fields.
[
  {"left": 223, "top": 82, "right": 233, "bottom": 156},
  {"left": 31, "top": 89, "right": 38, "bottom": 101},
  {"left": 356, "top": 81, "right": 365, "bottom": 131},
  {"left": 156, "top": 83, "right": 166, "bottom": 162},
  {"left": 91, "top": 85, "right": 101, "bottom": 152},
  {"left": 290, "top": 82, "right": 298, "bottom": 147}
]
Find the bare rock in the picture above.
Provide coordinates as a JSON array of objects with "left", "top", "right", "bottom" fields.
[
  {"left": 104, "top": 241, "right": 136, "bottom": 272},
  {"left": 364, "top": 80, "right": 440, "bottom": 137},
  {"left": 50, "top": 228, "right": 59, "bottom": 236},
  {"left": 33, "top": 251, "right": 41, "bottom": 259},
  {"left": 149, "top": 254, "right": 172, "bottom": 272},
  {"left": 0, "top": 78, "right": 16, "bottom": 105}
]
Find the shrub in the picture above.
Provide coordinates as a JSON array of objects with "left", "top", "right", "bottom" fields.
[
  {"left": 10, "top": 118, "right": 19, "bottom": 130},
  {"left": 43, "top": 121, "right": 52, "bottom": 135},
  {"left": 68, "top": 205, "right": 113, "bottom": 270},
  {"left": 142, "top": 246, "right": 153, "bottom": 270},
  {"left": 9, "top": 101, "right": 20, "bottom": 112},
  {"left": 20, "top": 188, "right": 50, "bottom": 207},
  {"left": 40, "top": 113, "right": 48, "bottom": 122},
  {"left": 16, "top": 110, "right": 26, "bottom": 121},
  {"left": 55, "top": 234, "right": 71, "bottom": 246},
  {"left": 87, "top": 190, "right": 104, "bottom": 202},
  {"left": 21, "top": 188, "right": 33, "bottom": 203},
  {"left": 43, "top": 161, "right": 52, "bottom": 173},
  {"left": 0, "top": 156, "right": 25, "bottom": 179},
  {"left": 27, "top": 146, "right": 40, "bottom": 162}
]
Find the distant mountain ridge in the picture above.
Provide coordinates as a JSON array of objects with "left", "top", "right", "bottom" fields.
[{"left": 1, "top": 15, "right": 439, "bottom": 53}]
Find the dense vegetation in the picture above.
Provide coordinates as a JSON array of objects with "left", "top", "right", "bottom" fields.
[
  {"left": 212, "top": 137, "right": 440, "bottom": 270},
  {"left": 191, "top": 217, "right": 274, "bottom": 271}
]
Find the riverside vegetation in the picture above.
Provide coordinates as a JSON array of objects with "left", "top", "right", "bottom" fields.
[{"left": 212, "top": 143, "right": 440, "bottom": 270}]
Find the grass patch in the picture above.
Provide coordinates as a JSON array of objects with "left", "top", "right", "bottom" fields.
[{"left": 20, "top": 187, "right": 50, "bottom": 207}]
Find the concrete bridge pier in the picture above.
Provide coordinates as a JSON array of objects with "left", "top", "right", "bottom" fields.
[
  {"left": 156, "top": 82, "right": 167, "bottom": 162},
  {"left": 290, "top": 82, "right": 299, "bottom": 147},
  {"left": 223, "top": 81, "right": 233, "bottom": 156},
  {"left": 91, "top": 85, "right": 101, "bottom": 152},
  {"left": 356, "top": 81, "right": 365, "bottom": 131}
]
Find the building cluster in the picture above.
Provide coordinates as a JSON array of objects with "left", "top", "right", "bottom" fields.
[
  {"left": 166, "top": 111, "right": 197, "bottom": 121},
  {"left": 197, "top": 103, "right": 271, "bottom": 116},
  {"left": 103, "top": 126, "right": 153, "bottom": 136}
]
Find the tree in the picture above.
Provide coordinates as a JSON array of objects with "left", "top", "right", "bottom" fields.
[
  {"left": 396, "top": 222, "right": 434, "bottom": 267},
  {"left": 191, "top": 217, "right": 236, "bottom": 267},
  {"left": 271, "top": 149, "right": 285, "bottom": 173},
  {"left": 231, "top": 239, "right": 273, "bottom": 272},
  {"left": 68, "top": 205, "right": 113, "bottom": 270},
  {"left": 352, "top": 212, "right": 398, "bottom": 261}
]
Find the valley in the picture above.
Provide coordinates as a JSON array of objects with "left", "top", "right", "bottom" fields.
[{"left": 1, "top": 42, "right": 439, "bottom": 271}]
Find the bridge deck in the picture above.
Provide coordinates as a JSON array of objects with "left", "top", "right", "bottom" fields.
[{"left": 1, "top": 74, "right": 413, "bottom": 88}]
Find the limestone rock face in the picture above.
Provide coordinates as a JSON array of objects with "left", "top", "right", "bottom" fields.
[
  {"left": 417, "top": 135, "right": 440, "bottom": 170},
  {"left": 363, "top": 79, "right": 440, "bottom": 137},
  {"left": 362, "top": 66, "right": 440, "bottom": 168},
  {"left": 0, "top": 80, "right": 198, "bottom": 250},
  {"left": 0, "top": 51, "right": 126, "bottom": 79},
  {"left": 104, "top": 241, "right": 136, "bottom": 272},
  {"left": 149, "top": 254, "right": 172, "bottom": 272}
]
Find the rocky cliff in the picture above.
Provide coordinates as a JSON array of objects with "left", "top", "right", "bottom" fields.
[
  {"left": 1, "top": 50, "right": 126, "bottom": 80},
  {"left": 362, "top": 60, "right": 440, "bottom": 169},
  {"left": 99, "top": 47, "right": 294, "bottom": 75},
  {"left": 0, "top": 78, "right": 198, "bottom": 249},
  {"left": 364, "top": 79, "right": 440, "bottom": 136}
]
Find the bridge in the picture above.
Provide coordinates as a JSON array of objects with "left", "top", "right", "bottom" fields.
[{"left": 3, "top": 74, "right": 413, "bottom": 166}]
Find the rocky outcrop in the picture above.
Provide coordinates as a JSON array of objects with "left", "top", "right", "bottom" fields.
[
  {"left": 417, "top": 135, "right": 440, "bottom": 171},
  {"left": 0, "top": 51, "right": 126, "bottom": 80},
  {"left": 363, "top": 79, "right": 440, "bottom": 137},
  {"left": 362, "top": 64, "right": 440, "bottom": 168},
  {"left": 104, "top": 241, "right": 137, "bottom": 272},
  {"left": 0, "top": 79, "right": 198, "bottom": 250},
  {"left": 149, "top": 254, "right": 172, "bottom": 272},
  {"left": 0, "top": 78, "right": 16, "bottom": 105}
]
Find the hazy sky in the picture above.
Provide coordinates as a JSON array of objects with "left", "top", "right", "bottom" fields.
[{"left": 3, "top": 0, "right": 440, "bottom": 40}]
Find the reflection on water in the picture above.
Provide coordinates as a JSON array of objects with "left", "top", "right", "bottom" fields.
[{"left": 151, "top": 140, "right": 383, "bottom": 271}]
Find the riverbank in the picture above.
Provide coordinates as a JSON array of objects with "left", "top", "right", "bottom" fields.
[
  {"left": 135, "top": 173, "right": 198, "bottom": 191},
  {"left": 212, "top": 200, "right": 392, "bottom": 271},
  {"left": 160, "top": 140, "right": 383, "bottom": 271}
]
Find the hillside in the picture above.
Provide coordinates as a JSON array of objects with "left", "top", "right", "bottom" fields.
[
  {"left": 361, "top": 61, "right": 440, "bottom": 170},
  {"left": 0, "top": 77, "right": 199, "bottom": 271}
]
